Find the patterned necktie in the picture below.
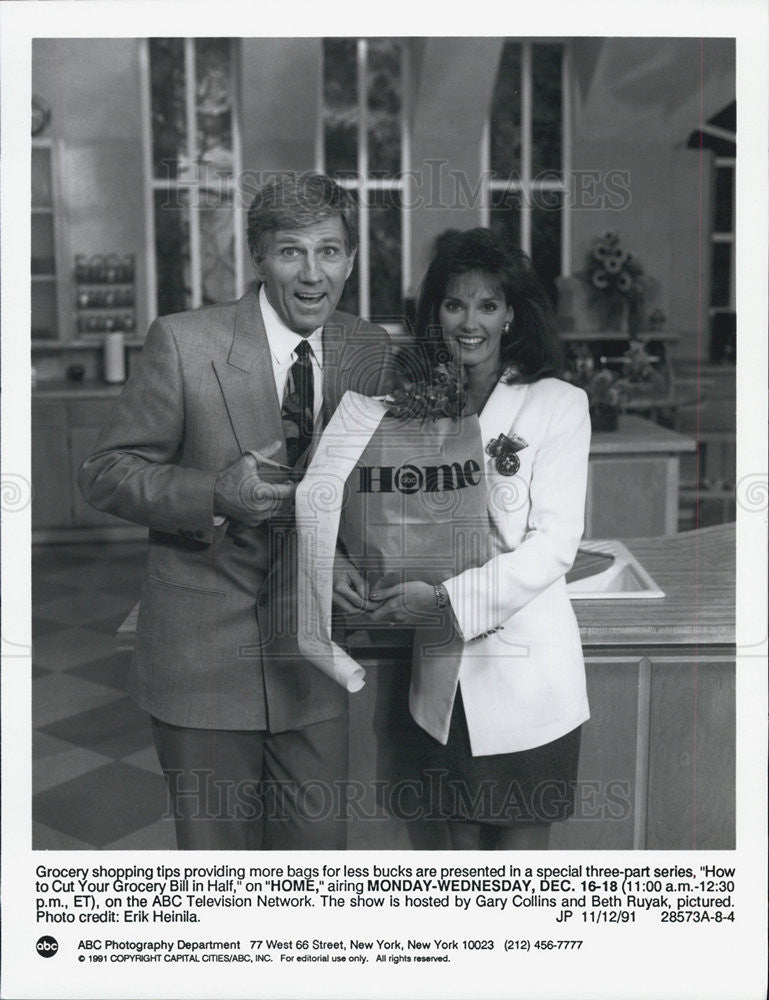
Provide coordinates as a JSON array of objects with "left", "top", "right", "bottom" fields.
[{"left": 281, "top": 339, "right": 315, "bottom": 467}]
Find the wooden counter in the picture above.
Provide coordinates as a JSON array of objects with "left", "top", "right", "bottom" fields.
[
  {"left": 575, "top": 523, "right": 734, "bottom": 649},
  {"left": 116, "top": 524, "right": 735, "bottom": 852},
  {"left": 342, "top": 524, "right": 734, "bottom": 851},
  {"left": 33, "top": 379, "right": 124, "bottom": 399},
  {"left": 555, "top": 523, "right": 735, "bottom": 851}
]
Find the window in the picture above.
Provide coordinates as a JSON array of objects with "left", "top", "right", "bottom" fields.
[
  {"left": 483, "top": 41, "right": 570, "bottom": 303},
  {"left": 321, "top": 38, "right": 409, "bottom": 322},
  {"left": 140, "top": 38, "right": 245, "bottom": 320},
  {"left": 138, "top": 39, "right": 567, "bottom": 325},
  {"left": 687, "top": 101, "right": 735, "bottom": 362}
]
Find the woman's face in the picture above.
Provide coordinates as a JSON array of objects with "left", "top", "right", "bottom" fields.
[{"left": 438, "top": 271, "right": 514, "bottom": 375}]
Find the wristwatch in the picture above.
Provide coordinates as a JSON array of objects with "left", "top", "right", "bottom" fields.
[{"left": 433, "top": 583, "right": 450, "bottom": 611}]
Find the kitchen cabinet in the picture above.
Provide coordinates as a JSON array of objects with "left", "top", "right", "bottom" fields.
[
  {"left": 32, "top": 388, "right": 141, "bottom": 538},
  {"left": 31, "top": 402, "right": 71, "bottom": 528},
  {"left": 31, "top": 139, "right": 68, "bottom": 343},
  {"left": 586, "top": 416, "right": 696, "bottom": 537}
]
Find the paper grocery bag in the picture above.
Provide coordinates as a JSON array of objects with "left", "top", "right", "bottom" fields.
[
  {"left": 338, "top": 410, "right": 495, "bottom": 590},
  {"left": 294, "top": 391, "right": 497, "bottom": 690}
]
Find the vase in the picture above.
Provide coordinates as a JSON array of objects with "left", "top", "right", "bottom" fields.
[
  {"left": 595, "top": 298, "right": 628, "bottom": 335},
  {"left": 590, "top": 406, "right": 619, "bottom": 432}
]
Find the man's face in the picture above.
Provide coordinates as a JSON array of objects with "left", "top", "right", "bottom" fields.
[{"left": 253, "top": 215, "right": 356, "bottom": 335}]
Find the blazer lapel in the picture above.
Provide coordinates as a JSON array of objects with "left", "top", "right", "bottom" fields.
[
  {"left": 212, "top": 291, "right": 288, "bottom": 464},
  {"left": 478, "top": 380, "right": 531, "bottom": 453}
]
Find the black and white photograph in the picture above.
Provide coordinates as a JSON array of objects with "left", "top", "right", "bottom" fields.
[
  {"left": 25, "top": 30, "right": 739, "bottom": 853},
  {"left": 1, "top": 2, "right": 767, "bottom": 998}
]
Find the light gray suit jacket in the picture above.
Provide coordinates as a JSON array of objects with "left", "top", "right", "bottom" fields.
[{"left": 78, "top": 289, "right": 391, "bottom": 731}]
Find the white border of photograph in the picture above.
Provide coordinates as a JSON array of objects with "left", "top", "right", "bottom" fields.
[{"left": 2, "top": 2, "right": 767, "bottom": 998}]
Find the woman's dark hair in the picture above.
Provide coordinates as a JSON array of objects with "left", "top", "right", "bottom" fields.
[{"left": 414, "top": 228, "right": 563, "bottom": 382}]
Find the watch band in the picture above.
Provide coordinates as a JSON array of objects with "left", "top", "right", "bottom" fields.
[{"left": 433, "top": 583, "right": 449, "bottom": 611}]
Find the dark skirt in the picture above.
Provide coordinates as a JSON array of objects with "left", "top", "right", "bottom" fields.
[{"left": 396, "top": 689, "right": 582, "bottom": 827}]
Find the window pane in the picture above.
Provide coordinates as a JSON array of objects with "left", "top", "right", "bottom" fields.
[
  {"left": 149, "top": 38, "right": 187, "bottom": 180},
  {"left": 196, "top": 39, "right": 234, "bottom": 180},
  {"left": 367, "top": 39, "right": 401, "bottom": 178},
  {"left": 714, "top": 166, "right": 734, "bottom": 233},
  {"left": 532, "top": 44, "right": 562, "bottom": 178},
  {"left": 531, "top": 191, "right": 562, "bottom": 305},
  {"left": 324, "top": 38, "right": 358, "bottom": 179},
  {"left": 710, "top": 242, "right": 731, "bottom": 308},
  {"left": 490, "top": 43, "right": 521, "bottom": 176},
  {"left": 686, "top": 131, "right": 735, "bottom": 156},
  {"left": 155, "top": 189, "right": 191, "bottom": 315},
  {"left": 200, "top": 196, "right": 235, "bottom": 304},
  {"left": 369, "top": 189, "right": 402, "bottom": 320},
  {"left": 489, "top": 188, "right": 522, "bottom": 249}
]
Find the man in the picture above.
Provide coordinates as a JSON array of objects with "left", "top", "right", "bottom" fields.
[{"left": 79, "top": 172, "right": 391, "bottom": 850}]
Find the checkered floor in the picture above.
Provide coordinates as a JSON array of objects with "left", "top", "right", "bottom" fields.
[{"left": 32, "top": 540, "right": 177, "bottom": 850}]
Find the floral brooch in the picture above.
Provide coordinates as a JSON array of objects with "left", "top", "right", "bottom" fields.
[{"left": 485, "top": 432, "right": 529, "bottom": 476}]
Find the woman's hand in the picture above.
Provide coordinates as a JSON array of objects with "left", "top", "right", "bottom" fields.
[
  {"left": 332, "top": 553, "right": 378, "bottom": 614},
  {"left": 368, "top": 581, "right": 437, "bottom": 625}
]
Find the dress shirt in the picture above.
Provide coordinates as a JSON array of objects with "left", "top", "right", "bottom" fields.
[
  {"left": 213, "top": 289, "right": 325, "bottom": 525},
  {"left": 259, "top": 285, "right": 324, "bottom": 425}
]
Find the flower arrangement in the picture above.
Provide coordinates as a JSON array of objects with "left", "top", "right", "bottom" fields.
[
  {"left": 584, "top": 368, "right": 624, "bottom": 412},
  {"left": 583, "top": 232, "right": 646, "bottom": 332},
  {"left": 563, "top": 347, "right": 625, "bottom": 431},
  {"left": 617, "top": 339, "right": 668, "bottom": 397},
  {"left": 385, "top": 356, "right": 467, "bottom": 422}
]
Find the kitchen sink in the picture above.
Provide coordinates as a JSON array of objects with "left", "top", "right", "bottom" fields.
[{"left": 567, "top": 540, "right": 665, "bottom": 600}]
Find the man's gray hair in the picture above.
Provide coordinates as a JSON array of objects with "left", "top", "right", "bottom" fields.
[{"left": 247, "top": 172, "right": 359, "bottom": 259}]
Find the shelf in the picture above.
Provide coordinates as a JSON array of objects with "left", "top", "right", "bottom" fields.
[
  {"left": 75, "top": 282, "right": 135, "bottom": 288},
  {"left": 559, "top": 330, "right": 680, "bottom": 342},
  {"left": 32, "top": 206, "right": 54, "bottom": 215},
  {"left": 76, "top": 303, "right": 135, "bottom": 309},
  {"left": 32, "top": 274, "right": 56, "bottom": 282},
  {"left": 32, "top": 338, "right": 145, "bottom": 351}
]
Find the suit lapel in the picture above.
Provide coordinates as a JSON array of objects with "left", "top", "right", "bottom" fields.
[
  {"left": 212, "top": 291, "right": 288, "bottom": 464},
  {"left": 321, "top": 313, "right": 353, "bottom": 425}
]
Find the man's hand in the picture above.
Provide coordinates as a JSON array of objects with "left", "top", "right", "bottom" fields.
[
  {"left": 332, "top": 552, "right": 379, "bottom": 614},
  {"left": 214, "top": 453, "right": 295, "bottom": 526}
]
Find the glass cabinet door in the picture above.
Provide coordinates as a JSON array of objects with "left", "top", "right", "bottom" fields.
[{"left": 31, "top": 141, "right": 59, "bottom": 340}]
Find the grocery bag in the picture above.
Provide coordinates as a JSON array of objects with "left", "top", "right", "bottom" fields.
[
  {"left": 294, "top": 390, "right": 498, "bottom": 690},
  {"left": 338, "top": 411, "right": 495, "bottom": 590}
]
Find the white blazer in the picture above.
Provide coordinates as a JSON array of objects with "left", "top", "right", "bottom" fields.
[{"left": 409, "top": 376, "right": 591, "bottom": 756}]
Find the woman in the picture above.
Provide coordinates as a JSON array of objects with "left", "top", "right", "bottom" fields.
[{"left": 367, "top": 228, "right": 591, "bottom": 850}]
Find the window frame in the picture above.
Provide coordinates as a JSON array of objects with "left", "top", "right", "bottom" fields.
[
  {"left": 138, "top": 37, "right": 245, "bottom": 324},
  {"left": 318, "top": 37, "right": 412, "bottom": 322},
  {"left": 711, "top": 150, "right": 735, "bottom": 315},
  {"left": 481, "top": 40, "right": 572, "bottom": 278}
]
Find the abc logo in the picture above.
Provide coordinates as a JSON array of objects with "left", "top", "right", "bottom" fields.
[{"left": 36, "top": 936, "right": 59, "bottom": 958}]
